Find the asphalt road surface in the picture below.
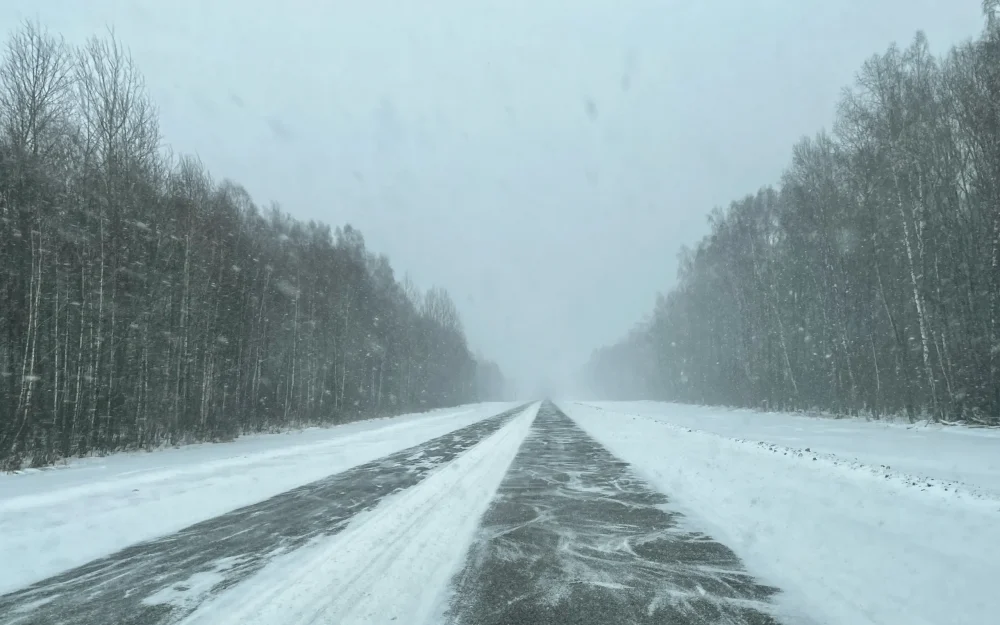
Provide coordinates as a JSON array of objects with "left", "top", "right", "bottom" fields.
[
  {"left": 445, "top": 402, "right": 781, "bottom": 624},
  {"left": 2, "top": 402, "right": 787, "bottom": 624}
]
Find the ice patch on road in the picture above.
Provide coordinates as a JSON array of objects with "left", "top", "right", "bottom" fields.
[{"left": 179, "top": 403, "right": 539, "bottom": 625}]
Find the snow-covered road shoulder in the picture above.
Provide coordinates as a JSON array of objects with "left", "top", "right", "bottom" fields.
[
  {"left": 579, "top": 400, "right": 1000, "bottom": 496},
  {"left": 179, "top": 402, "right": 540, "bottom": 625},
  {"left": 564, "top": 403, "right": 1000, "bottom": 625}
]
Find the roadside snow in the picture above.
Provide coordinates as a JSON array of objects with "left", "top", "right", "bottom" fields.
[
  {"left": 565, "top": 402, "right": 1000, "bottom": 625},
  {"left": 578, "top": 401, "right": 1000, "bottom": 496},
  {"left": 179, "top": 402, "right": 540, "bottom": 625},
  {"left": 0, "top": 402, "right": 517, "bottom": 595}
]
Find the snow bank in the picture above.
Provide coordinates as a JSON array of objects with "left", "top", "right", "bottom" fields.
[
  {"left": 0, "top": 402, "right": 517, "bottom": 595},
  {"left": 179, "top": 402, "right": 540, "bottom": 625},
  {"left": 579, "top": 400, "right": 1000, "bottom": 496},
  {"left": 565, "top": 403, "right": 1000, "bottom": 625}
]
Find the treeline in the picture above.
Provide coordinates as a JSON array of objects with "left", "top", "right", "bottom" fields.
[
  {"left": 583, "top": 5, "right": 1000, "bottom": 424},
  {"left": 0, "top": 23, "right": 506, "bottom": 469}
]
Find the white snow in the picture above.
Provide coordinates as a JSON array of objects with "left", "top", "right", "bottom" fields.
[
  {"left": 179, "top": 402, "right": 540, "bottom": 625},
  {"left": 580, "top": 400, "right": 1000, "bottom": 496},
  {"left": 0, "top": 402, "right": 517, "bottom": 595},
  {"left": 564, "top": 402, "right": 1000, "bottom": 625}
]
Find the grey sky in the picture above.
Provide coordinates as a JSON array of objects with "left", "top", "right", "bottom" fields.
[{"left": 6, "top": 1, "right": 986, "bottom": 394}]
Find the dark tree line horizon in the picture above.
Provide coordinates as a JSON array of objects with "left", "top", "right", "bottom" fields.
[
  {"left": 584, "top": 5, "right": 1000, "bottom": 425},
  {"left": 0, "top": 22, "right": 508, "bottom": 470}
]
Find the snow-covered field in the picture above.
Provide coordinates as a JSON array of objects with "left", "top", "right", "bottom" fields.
[
  {"left": 565, "top": 401, "right": 1000, "bottom": 625},
  {"left": 179, "top": 403, "right": 539, "bottom": 625},
  {"left": 0, "top": 402, "right": 517, "bottom": 595}
]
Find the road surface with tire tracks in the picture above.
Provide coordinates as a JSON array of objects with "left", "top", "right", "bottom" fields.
[{"left": 1, "top": 402, "right": 788, "bottom": 625}]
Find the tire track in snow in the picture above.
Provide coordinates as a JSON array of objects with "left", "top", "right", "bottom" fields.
[
  {"left": 445, "top": 401, "right": 784, "bottom": 625},
  {"left": 0, "top": 405, "right": 528, "bottom": 625}
]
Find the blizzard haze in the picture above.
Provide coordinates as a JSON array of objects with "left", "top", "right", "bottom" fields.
[{"left": 5, "top": 0, "right": 985, "bottom": 395}]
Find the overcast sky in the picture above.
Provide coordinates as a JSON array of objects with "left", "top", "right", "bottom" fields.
[{"left": 5, "top": 1, "right": 986, "bottom": 394}]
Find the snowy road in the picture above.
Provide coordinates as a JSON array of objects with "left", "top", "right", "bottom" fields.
[
  {"left": 445, "top": 402, "right": 781, "bottom": 624},
  {"left": 1, "top": 401, "right": 791, "bottom": 625},
  {"left": 0, "top": 406, "right": 527, "bottom": 625},
  {"left": 0, "top": 402, "right": 792, "bottom": 625},
  {"left": 4, "top": 403, "right": 995, "bottom": 625}
]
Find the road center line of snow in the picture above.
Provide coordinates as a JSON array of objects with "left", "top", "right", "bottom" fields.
[{"left": 178, "top": 402, "right": 540, "bottom": 625}]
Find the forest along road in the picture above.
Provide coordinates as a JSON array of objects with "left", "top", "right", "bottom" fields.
[{"left": 1, "top": 402, "right": 789, "bottom": 625}]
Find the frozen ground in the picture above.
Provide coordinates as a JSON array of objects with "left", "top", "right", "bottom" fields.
[
  {"left": 0, "top": 402, "right": 516, "bottom": 595},
  {"left": 565, "top": 401, "right": 1000, "bottom": 625}
]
